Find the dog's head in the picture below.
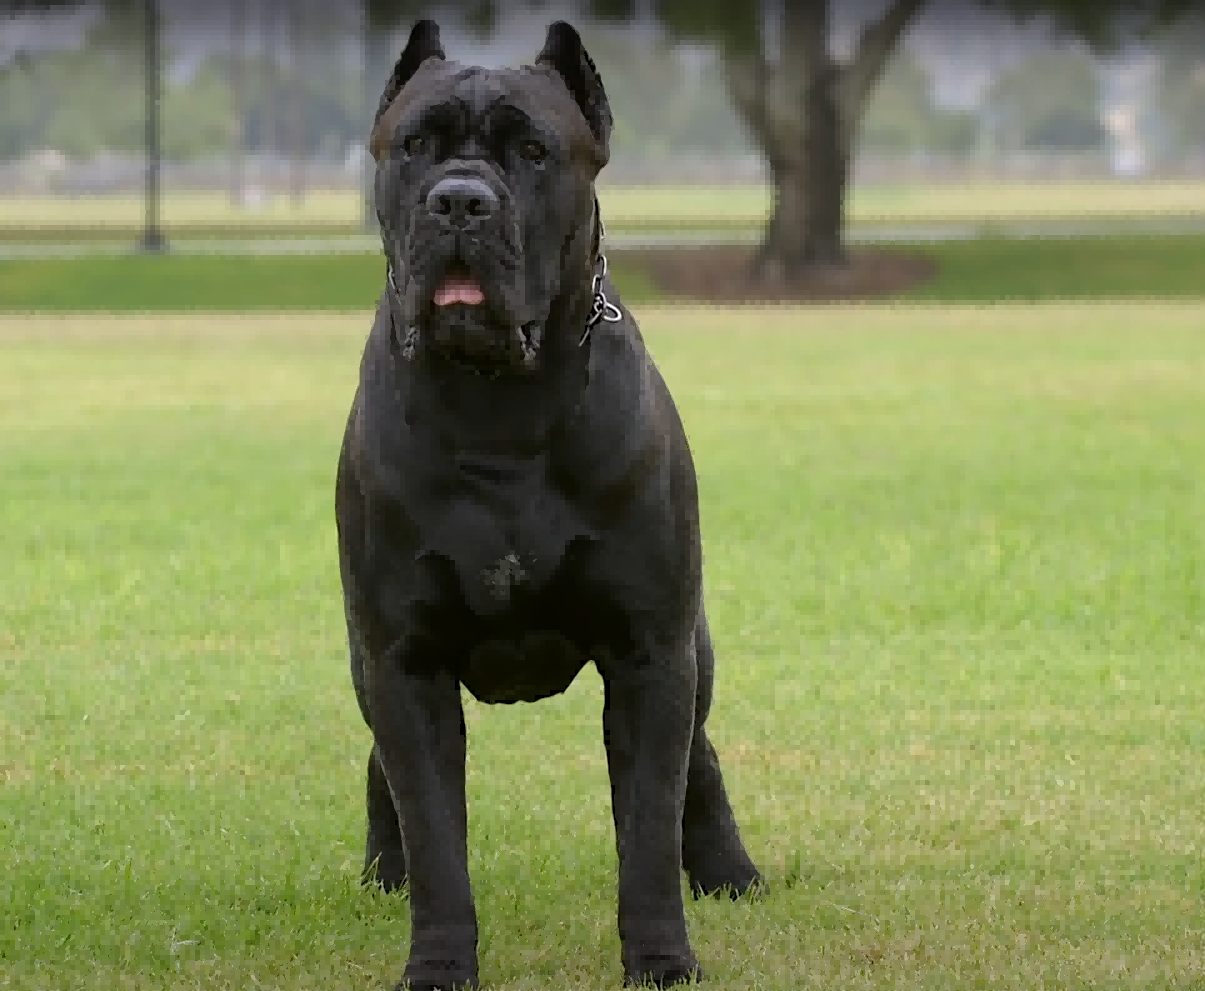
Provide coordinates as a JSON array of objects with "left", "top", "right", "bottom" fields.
[{"left": 370, "top": 20, "right": 612, "bottom": 375}]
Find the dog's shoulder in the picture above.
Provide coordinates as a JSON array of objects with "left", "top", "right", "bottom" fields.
[
  {"left": 580, "top": 288, "right": 679, "bottom": 439},
  {"left": 342, "top": 297, "right": 412, "bottom": 484}
]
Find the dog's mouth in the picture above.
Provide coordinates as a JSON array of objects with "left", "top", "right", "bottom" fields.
[
  {"left": 408, "top": 259, "right": 539, "bottom": 375},
  {"left": 432, "top": 261, "right": 485, "bottom": 308}
]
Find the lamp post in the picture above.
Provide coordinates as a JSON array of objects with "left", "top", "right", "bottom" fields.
[{"left": 139, "top": 0, "right": 167, "bottom": 252}]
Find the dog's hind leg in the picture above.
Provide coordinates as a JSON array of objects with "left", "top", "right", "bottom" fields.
[
  {"left": 363, "top": 741, "right": 409, "bottom": 892},
  {"left": 681, "top": 606, "right": 762, "bottom": 899}
]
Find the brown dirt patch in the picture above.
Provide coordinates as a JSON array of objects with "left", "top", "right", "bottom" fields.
[{"left": 629, "top": 244, "right": 938, "bottom": 304}]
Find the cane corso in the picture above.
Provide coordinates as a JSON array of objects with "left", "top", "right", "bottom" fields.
[{"left": 335, "top": 19, "right": 762, "bottom": 990}]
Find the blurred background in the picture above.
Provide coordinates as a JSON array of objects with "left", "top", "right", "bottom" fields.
[{"left": 1, "top": 0, "right": 1203, "bottom": 303}]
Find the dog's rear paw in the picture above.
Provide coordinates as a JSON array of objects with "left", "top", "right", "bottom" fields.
[
  {"left": 362, "top": 848, "right": 409, "bottom": 893},
  {"left": 684, "top": 846, "right": 763, "bottom": 901},
  {"left": 688, "top": 864, "right": 763, "bottom": 901}
]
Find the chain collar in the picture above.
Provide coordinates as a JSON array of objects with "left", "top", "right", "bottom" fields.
[
  {"left": 578, "top": 251, "right": 623, "bottom": 347},
  {"left": 579, "top": 195, "right": 623, "bottom": 346}
]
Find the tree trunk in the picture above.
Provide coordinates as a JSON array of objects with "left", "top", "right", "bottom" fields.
[
  {"left": 759, "top": 66, "right": 850, "bottom": 272},
  {"left": 725, "top": 0, "right": 926, "bottom": 279}
]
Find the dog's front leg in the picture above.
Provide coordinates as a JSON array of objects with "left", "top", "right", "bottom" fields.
[
  {"left": 600, "top": 640, "right": 700, "bottom": 987},
  {"left": 366, "top": 637, "right": 478, "bottom": 991}
]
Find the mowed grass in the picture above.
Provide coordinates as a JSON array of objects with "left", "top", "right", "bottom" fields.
[
  {"left": 3, "top": 233, "right": 1205, "bottom": 313},
  {"left": 3, "top": 303, "right": 1205, "bottom": 990},
  {"left": 3, "top": 178, "right": 1203, "bottom": 238},
  {"left": 596, "top": 178, "right": 1205, "bottom": 230}
]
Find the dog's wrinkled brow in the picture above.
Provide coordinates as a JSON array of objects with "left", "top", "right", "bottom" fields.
[{"left": 394, "top": 90, "right": 545, "bottom": 149}]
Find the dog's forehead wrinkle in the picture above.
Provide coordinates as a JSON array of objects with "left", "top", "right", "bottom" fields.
[
  {"left": 448, "top": 63, "right": 587, "bottom": 132},
  {"left": 452, "top": 68, "right": 503, "bottom": 115}
]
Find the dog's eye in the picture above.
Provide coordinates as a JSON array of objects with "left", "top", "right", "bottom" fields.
[
  {"left": 518, "top": 140, "right": 548, "bottom": 164},
  {"left": 402, "top": 135, "right": 427, "bottom": 158}
]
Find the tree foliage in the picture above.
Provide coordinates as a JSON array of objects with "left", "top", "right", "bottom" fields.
[
  {"left": 860, "top": 49, "right": 977, "bottom": 155},
  {"left": 0, "top": 5, "right": 366, "bottom": 161},
  {"left": 979, "top": 0, "right": 1195, "bottom": 50},
  {"left": 1151, "top": 10, "right": 1205, "bottom": 154},
  {"left": 980, "top": 46, "right": 1109, "bottom": 152}
]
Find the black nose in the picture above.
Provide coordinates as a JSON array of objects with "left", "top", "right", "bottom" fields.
[{"left": 426, "top": 176, "right": 499, "bottom": 228}]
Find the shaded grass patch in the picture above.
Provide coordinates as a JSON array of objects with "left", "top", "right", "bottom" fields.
[{"left": 3, "top": 234, "right": 1204, "bottom": 314}]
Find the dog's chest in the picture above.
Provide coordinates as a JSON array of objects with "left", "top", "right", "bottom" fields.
[{"left": 416, "top": 450, "right": 592, "bottom": 618}]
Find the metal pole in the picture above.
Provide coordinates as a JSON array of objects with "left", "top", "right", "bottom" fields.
[
  {"left": 140, "top": 0, "right": 167, "bottom": 252},
  {"left": 230, "top": 0, "right": 247, "bottom": 208},
  {"left": 289, "top": 0, "right": 305, "bottom": 207},
  {"left": 261, "top": 0, "right": 276, "bottom": 196}
]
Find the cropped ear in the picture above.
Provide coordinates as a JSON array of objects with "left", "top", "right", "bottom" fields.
[
  {"left": 374, "top": 19, "right": 445, "bottom": 128},
  {"left": 535, "top": 21, "right": 612, "bottom": 164}
]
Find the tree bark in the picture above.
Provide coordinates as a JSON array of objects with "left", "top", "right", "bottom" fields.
[{"left": 724, "top": 0, "right": 926, "bottom": 277}]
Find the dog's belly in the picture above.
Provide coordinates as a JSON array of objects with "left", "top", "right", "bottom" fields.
[{"left": 459, "top": 629, "right": 588, "bottom": 704}]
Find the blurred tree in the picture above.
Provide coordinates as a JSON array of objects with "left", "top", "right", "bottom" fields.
[
  {"left": 565, "top": 28, "right": 751, "bottom": 160},
  {"left": 860, "top": 47, "right": 977, "bottom": 155},
  {"left": 0, "top": 0, "right": 163, "bottom": 249},
  {"left": 1150, "top": 10, "right": 1205, "bottom": 156},
  {"left": 980, "top": 46, "right": 1110, "bottom": 152},
  {"left": 0, "top": 4, "right": 234, "bottom": 159},
  {"left": 585, "top": 0, "right": 1195, "bottom": 276},
  {"left": 0, "top": 13, "right": 143, "bottom": 158},
  {"left": 591, "top": 0, "right": 928, "bottom": 273}
]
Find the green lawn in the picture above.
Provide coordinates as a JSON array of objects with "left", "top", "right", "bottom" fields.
[
  {"left": 2, "top": 233, "right": 1205, "bottom": 312},
  {"left": 3, "top": 303, "right": 1204, "bottom": 990},
  {"left": 2, "top": 179, "right": 1203, "bottom": 239}
]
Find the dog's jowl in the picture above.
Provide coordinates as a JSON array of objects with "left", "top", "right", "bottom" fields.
[{"left": 335, "top": 19, "right": 761, "bottom": 990}]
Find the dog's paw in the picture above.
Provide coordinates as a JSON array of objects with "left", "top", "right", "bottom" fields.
[
  {"left": 397, "top": 961, "right": 479, "bottom": 991},
  {"left": 683, "top": 840, "right": 763, "bottom": 901},
  {"left": 394, "top": 976, "right": 478, "bottom": 991},
  {"left": 687, "top": 861, "right": 763, "bottom": 901},
  {"left": 623, "top": 954, "right": 704, "bottom": 987},
  {"left": 622, "top": 926, "right": 702, "bottom": 989},
  {"left": 398, "top": 926, "right": 478, "bottom": 991},
  {"left": 361, "top": 848, "right": 409, "bottom": 893}
]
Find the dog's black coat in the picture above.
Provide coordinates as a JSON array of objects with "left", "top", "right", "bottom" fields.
[{"left": 335, "top": 20, "right": 761, "bottom": 990}]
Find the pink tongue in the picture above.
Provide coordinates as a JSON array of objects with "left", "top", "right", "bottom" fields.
[{"left": 433, "top": 277, "right": 485, "bottom": 307}]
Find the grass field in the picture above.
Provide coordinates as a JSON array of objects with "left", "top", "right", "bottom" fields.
[
  {"left": 3, "top": 233, "right": 1205, "bottom": 313},
  {"left": 3, "top": 302, "right": 1205, "bottom": 990},
  {"left": 3, "top": 178, "right": 1204, "bottom": 239}
]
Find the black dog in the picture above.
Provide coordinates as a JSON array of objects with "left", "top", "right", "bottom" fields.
[{"left": 335, "top": 20, "right": 761, "bottom": 990}]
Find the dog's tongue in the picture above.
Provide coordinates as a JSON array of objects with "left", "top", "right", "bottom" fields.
[{"left": 433, "top": 273, "right": 484, "bottom": 307}]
